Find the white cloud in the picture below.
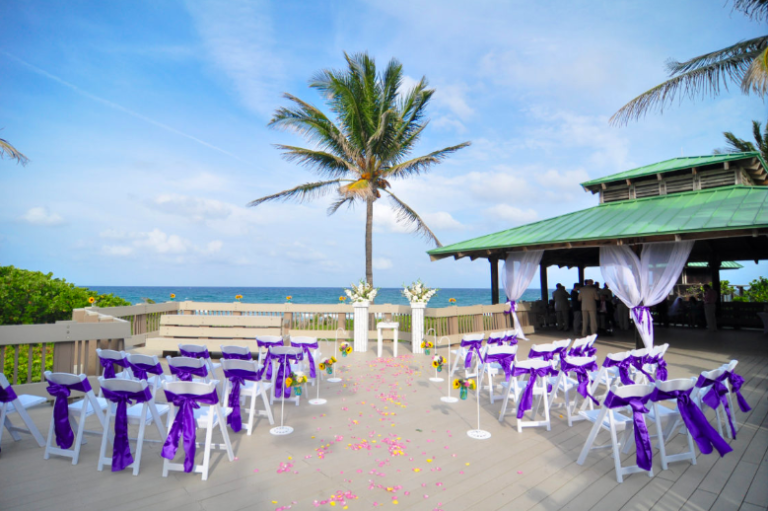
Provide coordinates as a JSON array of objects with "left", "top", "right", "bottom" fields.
[
  {"left": 150, "top": 194, "right": 233, "bottom": 221},
  {"left": 19, "top": 207, "right": 65, "bottom": 226},
  {"left": 432, "top": 116, "right": 466, "bottom": 133},
  {"left": 433, "top": 83, "right": 474, "bottom": 120},
  {"left": 373, "top": 257, "right": 393, "bottom": 270},
  {"left": 134, "top": 228, "right": 190, "bottom": 254},
  {"left": 422, "top": 211, "right": 463, "bottom": 230},
  {"left": 100, "top": 229, "right": 223, "bottom": 259},
  {"left": 101, "top": 245, "right": 134, "bottom": 257},
  {"left": 484, "top": 204, "right": 539, "bottom": 225},
  {"left": 372, "top": 205, "right": 412, "bottom": 234},
  {"left": 535, "top": 168, "right": 591, "bottom": 190}
]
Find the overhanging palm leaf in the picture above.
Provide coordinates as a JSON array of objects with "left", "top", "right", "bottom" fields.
[
  {"left": 247, "top": 179, "right": 346, "bottom": 207},
  {"left": 384, "top": 190, "right": 442, "bottom": 247},
  {"left": 0, "top": 136, "right": 28, "bottom": 166}
]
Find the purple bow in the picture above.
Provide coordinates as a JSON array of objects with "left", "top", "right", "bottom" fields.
[
  {"left": 221, "top": 352, "right": 253, "bottom": 360},
  {"left": 461, "top": 339, "right": 484, "bottom": 369},
  {"left": 644, "top": 354, "right": 668, "bottom": 381},
  {"left": 603, "top": 357, "right": 635, "bottom": 386},
  {"left": 290, "top": 341, "right": 319, "bottom": 379},
  {"left": 162, "top": 389, "right": 219, "bottom": 473},
  {"left": 45, "top": 379, "right": 93, "bottom": 450},
  {"left": 529, "top": 348, "right": 561, "bottom": 362},
  {"left": 568, "top": 345, "right": 596, "bottom": 357},
  {"left": 101, "top": 386, "right": 152, "bottom": 471},
  {"left": 604, "top": 390, "right": 653, "bottom": 471},
  {"left": 697, "top": 371, "right": 751, "bottom": 439},
  {"left": 486, "top": 335, "right": 504, "bottom": 346},
  {"left": 179, "top": 347, "right": 210, "bottom": 360},
  {"left": 511, "top": 364, "right": 557, "bottom": 419},
  {"left": 504, "top": 300, "right": 516, "bottom": 315},
  {"left": 223, "top": 368, "right": 260, "bottom": 432},
  {"left": 630, "top": 355, "right": 656, "bottom": 383},
  {"left": 98, "top": 356, "right": 127, "bottom": 379},
  {"left": 560, "top": 359, "right": 599, "bottom": 405},
  {"left": 631, "top": 306, "right": 654, "bottom": 340},
  {"left": 126, "top": 361, "right": 164, "bottom": 381},
  {"left": 269, "top": 351, "right": 303, "bottom": 399},
  {"left": 257, "top": 338, "right": 284, "bottom": 349},
  {"left": 0, "top": 384, "right": 18, "bottom": 403},
  {"left": 485, "top": 352, "right": 516, "bottom": 381},
  {"left": 169, "top": 364, "right": 209, "bottom": 382},
  {"left": 649, "top": 386, "right": 732, "bottom": 457}
]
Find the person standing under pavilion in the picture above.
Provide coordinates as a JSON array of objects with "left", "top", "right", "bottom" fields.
[
  {"left": 579, "top": 279, "right": 599, "bottom": 336},
  {"left": 553, "top": 283, "right": 570, "bottom": 331}
]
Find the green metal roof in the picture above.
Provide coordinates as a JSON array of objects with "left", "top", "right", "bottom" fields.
[
  {"left": 428, "top": 185, "right": 768, "bottom": 259},
  {"left": 686, "top": 261, "right": 743, "bottom": 270},
  {"left": 580, "top": 152, "right": 765, "bottom": 188}
]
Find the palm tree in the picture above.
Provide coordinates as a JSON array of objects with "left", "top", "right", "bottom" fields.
[
  {"left": 0, "top": 133, "right": 28, "bottom": 165},
  {"left": 248, "top": 52, "right": 470, "bottom": 286},
  {"left": 611, "top": 0, "right": 768, "bottom": 126},
  {"left": 715, "top": 118, "right": 768, "bottom": 161}
]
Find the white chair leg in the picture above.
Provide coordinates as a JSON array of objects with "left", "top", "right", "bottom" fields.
[
  {"left": 653, "top": 403, "right": 669, "bottom": 470},
  {"left": 260, "top": 386, "right": 275, "bottom": 425},
  {"left": 216, "top": 404, "right": 234, "bottom": 461},
  {"left": 43, "top": 412, "right": 56, "bottom": 460},
  {"left": 71, "top": 405, "right": 88, "bottom": 465},
  {"left": 11, "top": 400, "right": 46, "bottom": 447},
  {"left": 577, "top": 407, "right": 608, "bottom": 465},
  {"left": 246, "top": 391, "right": 257, "bottom": 436},
  {"left": 133, "top": 404, "right": 149, "bottom": 476},
  {"left": 149, "top": 402, "right": 167, "bottom": 440},
  {"left": 0, "top": 404, "right": 7, "bottom": 446},
  {"left": 201, "top": 410, "right": 215, "bottom": 481},
  {"left": 608, "top": 416, "right": 624, "bottom": 483},
  {"left": 97, "top": 405, "right": 113, "bottom": 472}
]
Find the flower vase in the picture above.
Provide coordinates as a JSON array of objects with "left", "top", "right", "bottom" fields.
[
  {"left": 460, "top": 386, "right": 468, "bottom": 400},
  {"left": 294, "top": 386, "right": 302, "bottom": 397},
  {"left": 342, "top": 350, "right": 347, "bottom": 358},
  {"left": 425, "top": 348, "right": 430, "bottom": 355},
  {"left": 437, "top": 365, "right": 442, "bottom": 372},
  {"left": 326, "top": 366, "right": 333, "bottom": 375}
]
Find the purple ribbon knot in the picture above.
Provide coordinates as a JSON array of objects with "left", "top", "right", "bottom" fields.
[
  {"left": 290, "top": 341, "right": 319, "bottom": 379},
  {"left": 460, "top": 339, "right": 484, "bottom": 369},
  {"left": 603, "top": 357, "right": 635, "bottom": 386},
  {"left": 45, "top": 379, "right": 93, "bottom": 450},
  {"left": 169, "top": 364, "right": 209, "bottom": 382},
  {"left": 485, "top": 352, "right": 516, "bottom": 382},
  {"left": 604, "top": 391, "right": 653, "bottom": 471},
  {"left": 126, "top": 361, "right": 164, "bottom": 381},
  {"left": 162, "top": 389, "right": 219, "bottom": 473},
  {"left": 223, "top": 368, "right": 260, "bottom": 432},
  {"left": 98, "top": 356, "right": 127, "bottom": 379},
  {"left": 697, "top": 371, "right": 750, "bottom": 440},
  {"left": 630, "top": 355, "right": 656, "bottom": 383},
  {"left": 560, "top": 359, "right": 599, "bottom": 405},
  {"left": 511, "top": 365, "right": 557, "bottom": 419},
  {"left": 504, "top": 300, "right": 516, "bottom": 315},
  {"left": 0, "top": 384, "right": 18, "bottom": 404},
  {"left": 101, "top": 386, "right": 152, "bottom": 471},
  {"left": 179, "top": 347, "right": 211, "bottom": 360},
  {"left": 221, "top": 352, "right": 253, "bottom": 361},
  {"left": 645, "top": 355, "right": 668, "bottom": 381}
]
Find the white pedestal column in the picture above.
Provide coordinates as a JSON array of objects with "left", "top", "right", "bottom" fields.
[
  {"left": 353, "top": 301, "right": 370, "bottom": 352},
  {"left": 411, "top": 302, "right": 426, "bottom": 354}
]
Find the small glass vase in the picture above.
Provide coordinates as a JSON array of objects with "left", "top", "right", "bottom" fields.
[
  {"left": 437, "top": 365, "right": 442, "bottom": 372},
  {"left": 326, "top": 366, "right": 333, "bottom": 375},
  {"left": 342, "top": 350, "right": 347, "bottom": 358},
  {"left": 460, "top": 386, "right": 468, "bottom": 400},
  {"left": 294, "top": 386, "right": 302, "bottom": 396},
  {"left": 425, "top": 348, "right": 430, "bottom": 355}
]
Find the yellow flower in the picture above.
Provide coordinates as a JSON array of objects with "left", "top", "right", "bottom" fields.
[
  {"left": 285, "top": 377, "right": 293, "bottom": 388},
  {"left": 319, "top": 363, "right": 326, "bottom": 370},
  {"left": 330, "top": 357, "right": 337, "bottom": 363},
  {"left": 449, "top": 298, "right": 456, "bottom": 303},
  {"left": 286, "top": 295, "right": 292, "bottom": 301},
  {"left": 452, "top": 379, "right": 461, "bottom": 389},
  {"left": 431, "top": 360, "right": 440, "bottom": 368},
  {"left": 468, "top": 379, "right": 476, "bottom": 390},
  {"left": 346, "top": 346, "right": 352, "bottom": 353},
  {"left": 339, "top": 296, "right": 346, "bottom": 301},
  {"left": 170, "top": 293, "right": 176, "bottom": 299},
  {"left": 235, "top": 294, "right": 243, "bottom": 300},
  {"left": 88, "top": 297, "right": 95, "bottom": 304}
]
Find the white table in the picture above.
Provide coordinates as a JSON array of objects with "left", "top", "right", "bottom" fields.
[{"left": 376, "top": 322, "right": 399, "bottom": 358}]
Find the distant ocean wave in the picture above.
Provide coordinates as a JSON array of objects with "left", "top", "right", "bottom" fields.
[{"left": 88, "top": 286, "right": 554, "bottom": 307}]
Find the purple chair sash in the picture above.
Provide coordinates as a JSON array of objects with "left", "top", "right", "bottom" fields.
[
  {"left": 488, "top": 334, "right": 518, "bottom": 346},
  {"left": 604, "top": 390, "right": 653, "bottom": 471},
  {"left": 649, "top": 387, "right": 732, "bottom": 457},
  {"left": 602, "top": 357, "right": 635, "bottom": 386},
  {"left": 223, "top": 368, "right": 260, "bottom": 433},
  {"left": 267, "top": 351, "right": 303, "bottom": 399},
  {"left": 560, "top": 359, "right": 599, "bottom": 405},
  {"left": 98, "top": 356, "right": 127, "bottom": 379},
  {"left": 630, "top": 355, "right": 656, "bottom": 383},
  {"left": 460, "top": 339, "right": 484, "bottom": 369},
  {"left": 290, "top": 341, "right": 319, "bottom": 379},
  {"left": 568, "top": 345, "right": 596, "bottom": 357},
  {"left": 257, "top": 338, "right": 284, "bottom": 348},
  {"left": 0, "top": 384, "right": 18, "bottom": 403},
  {"left": 169, "top": 364, "right": 209, "bottom": 382},
  {"left": 45, "top": 379, "right": 93, "bottom": 450},
  {"left": 511, "top": 365, "right": 557, "bottom": 419},
  {"left": 504, "top": 300, "right": 516, "bottom": 315},
  {"left": 485, "top": 352, "right": 516, "bottom": 381},
  {"left": 645, "top": 355, "right": 668, "bottom": 381},
  {"left": 101, "top": 386, "right": 152, "bottom": 471},
  {"left": 696, "top": 371, "right": 751, "bottom": 439},
  {"left": 161, "top": 389, "right": 219, "bottom": 473},
  {"left": 221, "top": 352, "right": 252, "bottom": 360},
  {"left": 529, "top": 348, "right": 559, "bottom": 362},
  {"left": 126, "top": 361, "right": 164, "bottom": 381},
  {"left": 179, "top": 347, "right": 211, "bottom": 360}
]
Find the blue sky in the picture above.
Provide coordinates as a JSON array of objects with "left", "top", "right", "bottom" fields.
[{"left": 1, "top": 0, "right": 765, "bottom": 289}]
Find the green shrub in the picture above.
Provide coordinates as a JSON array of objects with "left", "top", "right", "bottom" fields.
[{"left": 744, "top": 276, "right": 768, "bottom": 302}]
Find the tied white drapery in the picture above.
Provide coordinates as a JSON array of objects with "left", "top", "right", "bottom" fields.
[
  {"left": 503, "top": 250, "right": 544, "bottom": 340},
  {"left": 599, "top": 241, "right": 694, "bottom": 348}
]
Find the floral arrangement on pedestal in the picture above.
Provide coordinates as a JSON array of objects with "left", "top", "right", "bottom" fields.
[
  {"left": 421, "top": 340, "right": 434, "bottom": 355},
  {"left": 448, "top": 297, "right": 456, "bottom": 304},
  {"left": 339, "top": 296, "right": 347, "bottom": 302},
  {"left": 169, "top": 293, "right": 176, "bottom": 302},
  {"left": 286, "top": 295, "right": 293, "bottom": 303},
  {"left": 318, "top": 357, "right": 337, "bottom": 374},
  {"left": 339, "top": 342, "right": 352, "bottom": 357},
  {"left": 235, "top": 294, "right": 243, "bottom": 302},
  {"left": 285, "top": 371, "right": 308, "bottom": 396},
  {"left": 344, "top": 280, "right": 378, "bottom": 303},
  {"left": 431, "top": 355, "right": 445, "bottom": 372},
  {"left": 402, "top": 279, "right": 437, "bottom": 304},
  {"left": 453, "top": 377, "right": 476, "bottom": 400}
]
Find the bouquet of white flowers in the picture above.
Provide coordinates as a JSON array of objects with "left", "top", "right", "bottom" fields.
[
  {"left": 402, "top": 279, "right": 437, "bottom": 304},
  {"left": 344, "top": 279, "right": 378, "bottom": 303}
]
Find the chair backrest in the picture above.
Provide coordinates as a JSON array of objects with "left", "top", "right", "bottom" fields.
[
  {"left": 530, "top": 342, "right": 558, "bottom": 353},
  {"left": 652, "top": 343, "right": 669, "bottom": 358},
  {"left": 256, "top": 335, "right": 283, "bottom": 344},
  {"left": 0, "top": 372, "right": 11, "bottom": 390},
  {"left": 96, "top": 348, "right": 125, "bottom": 362},
  {"left": 505, "top": 330, "right": 517, "bottom": 339},
  {"left": 570, "top": 336, "right": 590, "bottom": 351},
  {"left": 166, "top": 356, "right": 207, "bottom": 370},
  {"left": 586, "top": 334, "right": 598, "bottom": 347},
  {"left": 562, "top": 355, "right": 596, "bottom": 368},
  {"left": 630, "top": 348, "right": 650, "bottom": 359},
  {"left": 162, "top": 379, "right": 218, "bottom": 396},
  {"left": 126, "top": 353, "right": 161, "bottom": 367},
  {"left": 269, "top": 346, "right": 303, "bottom": 356},
  {"left": 487, "top": 331, "right": 505, "bottom": 342},
  {"left": 178, "top": 344, "right": 210, "bottom": 358},
  {"left": 44, "top": 371, "right": 88, "bottom": 387},
  {"left": 462, "top": 333, "right": 484, "bottom": 342},
  {"left": 486, "top": 345, "right": 518, "bottom": 357},
  {"left": 290, "top": 336, "right": 317, "bottom": 345},
  {"left": 514, "top": 358, "right": 553, "bottom": 370},
  {"left": 701, "top": 366, "right": 728, "bottom": 382},
  {"left": 221, "top": 359, "right": 259, "bottom": 373},
  {"left": 605, "top": 351, "right": 632, "bottom": 363},
  {"left": 99, "top": 377, "right": 149, "bottom": 394},
  {"left": 725, "top": 359, "right": 738, "bottom": 372},
  {"left": 553, "top": 339, "right": 571, "bottom": 350},
  {"left": 220, "top": 345, "right": 251, "bottom": 357},
  {"left": 609, "top": 383, "right": 655, "bottom": 399},
  {"left": 655, "top": 377, "right": 695, "bottom": 393}
]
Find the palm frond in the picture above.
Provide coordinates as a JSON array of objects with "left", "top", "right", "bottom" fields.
[
  {"left": 247, "top": 179, "right": 345, "bottom": 207},
  {"left": 753, "top": 119, "right": 764, "bottom": 147},
  {"left": 611, "top": 37, "right": 767, "bottom": 126},
  {"left": 723, "top": 131, "right": 756, "bottom": 152},
  {"left": 732, "top": 0, "right": 768, "bottom": 21},
  {"left": 0, "top": 137, "right": 29, "bottom": 166},
  {"left": 274, "top": 145, "right": 355, "bottom": 178},
  {"left": 384, "top": 142, "right": 471, "bottom": 179},
  {"left": 340, "top": 178, "right": 375, "bottom": 199},
  {"left": 384, "top": 190, "right": 442, "bottom": 247},
  {"left": 327, "top": 196, "right": 357, "bottom": 215},
  {"left": 742, "top": 46, "right": 768, "bottom": 95}
]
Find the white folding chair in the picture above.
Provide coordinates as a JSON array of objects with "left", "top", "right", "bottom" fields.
[
  {"left": 97, "top": 377, "right": 168, "bottom": 475},
  {"left": 178, "top": 344, "right": 221, "bottom": 380},
  {"left": 586, "top": 351, "right": 634, "bottom": 406},
  {"left": 220, "top": 345, "right": 253, "bottom": 361},
  {"left": 648, "top": 378, "right": 698, "bottom": 470},
  {"left": 550, "top": 356, "right": 599, "bottom": 426},
  {"left": 166, "top": 356, "right": 210, "bottom": 383},
  {"left": 256, "top": 335, "right": 284, "bottom": 367},
  {"left": 481, "top": 345, "right": 518, "bottom": 404},
  {"left": 125, "top": 353, "right": 171, "bottom": 389},
  {"left": 449, "top": 333, "right": 484, "bottom": 378},
  {"left": 577, "top": 383, "right": 656, "bottom": 483},
  {"left": 1, "top": 373, "right": 46, "bottom": 449},
  {"left": 628, "top": 348, "right": 653, "bottom": 384},
  {"left": 497, "top": 358, "right": 555, "bottom": 432},
  {"left": 696, "top": 361, "right": 746, "bottom": 440},
  {"left": 161, "top": 380, "right": 233, "bottom": 481},
  {"left": 641, "top": 343, "right": 669, "bottom": 381},
  {"left": 290, "top": 336, "right": 321, "bottom": 386},
  {"left": 96, "top": 349, "right": 131, "bottom": 382},
  {"left": 222, "top": 359, "right": 274, "bottom": 435},
  {"left": 568, "top": 336, "right": 590, "bottom": 356},
  {"left": 43, "top": 371, "right": 106, "bottom": 465}
]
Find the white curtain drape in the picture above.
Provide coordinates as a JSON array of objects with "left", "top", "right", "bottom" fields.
[
  {"left": 503, "top": 250, "right": 544, "bottom": 340},
  {"left": 599, "top": 241, "right": 693, "bottom": 348}
]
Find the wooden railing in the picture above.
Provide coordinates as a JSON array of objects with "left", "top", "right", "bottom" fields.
[{"left": 90, "top": 301, "right": 180, "bottom": 347}]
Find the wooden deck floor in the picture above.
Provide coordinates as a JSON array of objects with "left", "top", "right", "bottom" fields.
[{"left": 1, "top": 327, "right": 766, "bottom": 511}]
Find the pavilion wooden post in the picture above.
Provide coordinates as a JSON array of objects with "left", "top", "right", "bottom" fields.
[
  {"left": 710, "top": 257, "right": 722, "bottom": 321},
  {"left": 577, "top": 266, "right": 585, "bottom": 285},
  {"left": 539, "top": 262, "right": 548, "bottom": 304},
  {"left": 490, "top": 256, "right": 500, "bottom": 305}
]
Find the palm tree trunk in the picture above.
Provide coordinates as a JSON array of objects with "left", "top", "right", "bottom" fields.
[{"left": 365, "top": 197, "right": 373, "bottom": 287}]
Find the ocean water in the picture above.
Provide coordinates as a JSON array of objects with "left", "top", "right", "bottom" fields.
[{"left": 88, "top": 286, "right": 554, "bottom": 307}]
